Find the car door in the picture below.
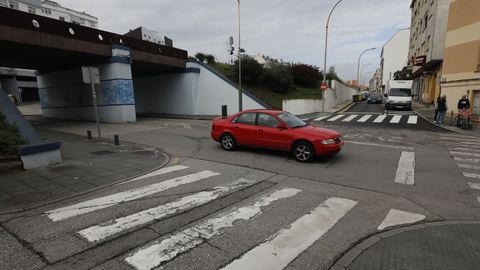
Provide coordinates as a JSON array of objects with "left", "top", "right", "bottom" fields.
[
  {"left": 231, "top": 112, "right": 258, "bottom": 146},
  {"left": 256, "top": 113, "right": 291, "bottom": 150}
]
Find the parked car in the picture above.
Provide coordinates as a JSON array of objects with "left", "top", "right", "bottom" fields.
[
  {"left": 211, "top": 110, "right": 343, "bottom": 162},
  {"left": 367, "top": 93, "right": 383, "bottom": 104},
  {"left": 384, "top": 80, "right": 413, "bottom": 110}
]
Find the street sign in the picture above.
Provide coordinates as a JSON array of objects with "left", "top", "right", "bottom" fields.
[
  {"left": 81, "top": 66, "right": 100, "bottom": 84},
  {"left": 411, "top": 55, "right": 426, "bottom": 67},
  {"left": 320, "top": 84, "right": 328, "bottom": 91}
]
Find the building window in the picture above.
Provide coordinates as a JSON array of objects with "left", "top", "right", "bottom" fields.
[
  {"left": 0, "top": 0, "right": 7, "bottom": 7},
  {"left": 42, "top": 8, "right": 52, "bottom": 15},
  {"left": 9, "top": 1, "right": 19, "bottom": 9},
  {"left": 28, "top": 6, "right": 36, "bottom": 14},
  {"left": 90, "top": 22, "right": 96, "bottom": 27},
  {"left": 59, "top": 16, "right": 65, "bottom": 21}
]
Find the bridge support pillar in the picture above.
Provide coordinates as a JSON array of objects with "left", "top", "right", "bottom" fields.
[{"left": 38, "top": 45, "right": 136, "bottom": 123}]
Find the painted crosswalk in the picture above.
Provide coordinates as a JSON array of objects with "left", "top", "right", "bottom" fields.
[
  {"left": 13, "top": 164, "right": 429, "bottom": 270},
  {"left": 313, "top": 113, "right": 420, "bottom": 125},
  {"left": 441, "top": 136, "right": 480, "bottom": 205}
]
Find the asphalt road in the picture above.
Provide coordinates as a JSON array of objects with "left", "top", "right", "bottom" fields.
[{"left": 1, "top": 115, "right": 479, "bottom": 270}]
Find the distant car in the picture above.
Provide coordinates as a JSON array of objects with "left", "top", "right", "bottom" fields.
[
  {"left": 211, "top": 110, "right": 343, "bottom": 162},
  {"left": 367, "top": 93, "right": 383, "bottom": 104}
]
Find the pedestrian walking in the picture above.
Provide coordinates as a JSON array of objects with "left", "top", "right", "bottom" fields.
[
  {"left": 434, "top": 96, "right": 441, "bottom": 123},
  {"left": 436, "top": 95, "right": 448, "bottom": 124}
]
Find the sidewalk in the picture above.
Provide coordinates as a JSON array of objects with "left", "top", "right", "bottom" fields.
[
  {"left": 331, "top": 221, "right": 480, "bottom": 270},
  {"left": 414, "top": 101, "right": 480, "bottom": 137},
  {"left": 0, "top": 129, "right": 168, "bottom": 214}
]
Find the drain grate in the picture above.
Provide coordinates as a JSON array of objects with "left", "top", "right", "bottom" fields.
[{"left": 90, "top": 150, "right": 115, "bottom": 156}]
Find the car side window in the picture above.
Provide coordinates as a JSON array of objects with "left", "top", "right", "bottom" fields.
[
  {"left": 234, "top": 112, "right": 256, "bottom": 125},
  {"left": 258, "top": 113, "right": 281, "bottom": 128}
]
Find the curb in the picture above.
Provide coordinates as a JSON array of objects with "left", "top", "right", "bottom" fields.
[
  {"left": 329, "top": 220, "right": 480, "bottom": 270},
  {"left": 414, "top": 109, "right": 480, "bottom": 138},
  {"left": 0, "top": 133, "right": 172, "bottom": 216},
  {"left": 336, "top": 102, "right": 355, "bottom": 113}
]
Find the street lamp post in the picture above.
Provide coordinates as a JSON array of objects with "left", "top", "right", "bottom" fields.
[
  {"left": 322, "top": 0, "right": 343, "bottom": 113},
  {"left": 356, "top": 47, "right": 376, "bottom": 86},
  {"left": 236, "top": 0, "right": 242, "bottom": 112},
  {"left": 360, "top": 63, "right": 372, "bottom": 84}
]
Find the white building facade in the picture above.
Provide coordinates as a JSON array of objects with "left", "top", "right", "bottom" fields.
[
  {"left": 380, "top": 29, "right": 411, "bottom": 93},
  {"left": 0, "top": 0, "right": 98, "bottom": 28}
]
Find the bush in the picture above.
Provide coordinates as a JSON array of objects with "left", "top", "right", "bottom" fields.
[
  {"left": 0, "top": 114, "right": 26, "bottom": 155},
  {"left": 233, "top": 55, "right": 264, "bottom": 84},
  {"left": 291, "top": 64, "right": 321, "bottom": 88},
  {"left": 262, "top": 60, "right": 293, "bottom": 93}
]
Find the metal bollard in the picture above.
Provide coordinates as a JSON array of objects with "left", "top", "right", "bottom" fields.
[
  {"left": 87, "top": 130, "right": 92, "bottom": 140},
  {"left": 222, "top": 105, "right": 228, "bottom": 117},
  {"left": 114, "top": 135, "right": 120, "bottom": 146}
]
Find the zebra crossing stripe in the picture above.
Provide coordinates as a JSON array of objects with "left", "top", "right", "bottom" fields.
[
  {"left": 327, "top": 115, "right": 345, "bottom": 122},
  {"left": 46, "top": 171, "right": 220, "bottom": 222},
  {"left": 377, "top": 209, "right": 425, "bottom": 231},
  {"left": 395, "top": 152, "right": 415, "bottom": 185},
  {"left": 221, "top": 198, "right": 357, "bottom": 270},
  {"left": 407, "top": 115, "right": 418, "bottom": 124},
  {"left": 468, "top": 182, "right": 480, "bottom": 190},
  {"left": 451, "top": 151, "right": 480, "bottom": 158},
  {"left": 454, "top": 157, "right": 480, "bottom": 163},
  {"left": 357, "top": 115, "right": 372, "bottom": 123},
  {"left": 390, "top": 115, "right": 402, "bottom": 124},
  {"left": 78, "top": 178, "right": 255, "bottom": 242},
  {"left": 124, "top": 188, "right": 302, "bottom": 270},
  {"left": 314, "top": 115, "right": 331, "bottom": 121},
  {"left": 441, "top": 137, "right": 480, "bottom": 142},
  {"left": 463, "top": 172, "right": 480, "bottom": 179},
  {"left": 122, "top": 165, "right": 189, "bottom": 184},
  {"left": 458, "top": 164, "right": 480, "bottom": 171},
  {"left": 342, "top": 115, "right": 358, "bottom": 122},
  {"left": 373, "top": 115, "right": 387, "bottom": 123},
  {"left": 449, "top": 147, "right": 480, "bottom": 153}
]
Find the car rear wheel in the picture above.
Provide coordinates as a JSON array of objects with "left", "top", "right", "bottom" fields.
[
  {"left": 293, "top": 142, "right": 315, "bottom": 162},
  {"left": 220, "top": 133, "right": 236, "bottom": 151}
]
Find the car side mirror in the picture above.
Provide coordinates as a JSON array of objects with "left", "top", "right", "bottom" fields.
[
  {"left": 277, "top": 124, "right": 286, "bottom": 129},
  {"left": 384, "top": 94, "right": 388, "bottom": 98}
]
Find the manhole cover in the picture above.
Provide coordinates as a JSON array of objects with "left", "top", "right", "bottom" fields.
[
  {"left": 90, "top": 150, "right": 115, "bottom": 156},
  {"left": 1, "top": 192, "right": 51, "bottom": 205}
]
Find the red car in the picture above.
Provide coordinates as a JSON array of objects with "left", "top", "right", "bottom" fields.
[{"left": 211, "top": 109, "right": 343, "bottom": 162}]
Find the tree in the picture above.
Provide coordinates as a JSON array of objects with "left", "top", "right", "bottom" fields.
[
  {"left": 205, "top": 54, "right": 216, "bottom": 65},
  {"left": 194, "top": 53, "right": 206, "bottom": 63},
  {"left": 290, "top": 64, "right": 321, "bottom": 88},
  {"left": 326, "top": 65, "right": 342, "bottom": 82},
  {"left": 232, "top": 55, "right": 264, "bottom": 84},
  {"left": 262, "top": 59, "right": 293, "bottom": 93},
  {"left": 394, "top": 67, "right": 412, "bottom": 80}
]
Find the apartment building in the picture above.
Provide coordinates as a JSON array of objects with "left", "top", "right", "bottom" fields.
[
  {"left": 441, "top": 0, "right": 480, "bottom": 120},
  {"left": 0, "top": 0, "right": 98, "bottom": 28},
  {"left": 380, "top": 29, "right": 411, "bottom": 93},
  {"left": 408, "top": 0, "right": 450, "bottom": 103}
]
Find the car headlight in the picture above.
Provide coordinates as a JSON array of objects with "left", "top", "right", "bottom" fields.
[{"left": 321, "top": 139, "right": 336, "bottom": 145}]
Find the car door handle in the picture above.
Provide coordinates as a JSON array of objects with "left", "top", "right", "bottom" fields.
[{"left": 257, "top": 129, "right": 263, "bottom": 132}]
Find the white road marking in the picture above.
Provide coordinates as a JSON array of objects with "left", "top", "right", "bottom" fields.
[
  {"left": 300, "top": 118, "right": 311, "bottom": 121},
  {"left": 342, "top": 115, "right": 358, "bottom": 122},
  {"left": 390, "top": 115, "right": 402, "bottom": 124},
  {"left": 457, "top": 164, "right": 480, "bottom": 171},
  {"left": 377, "top": 209, "right": 426, "bottom": 230},
  {"left": 468, "top": 182, "right": 480, "bottom": 190},
  {"left": 441, "top": 137, "right": 480, "bottom": 142},
  {"left": 357, "top": 115, "right": 372, "bottom": 123},
  {"left": 449, "top": 147, "right": 480, "bottom": 153},
  {"left": 440, "top": 134, "right": 477, "bottom": 140},
  {"left": 78, "top": 178, "right": 254, "bottom": 242},
  {"left": 345, "top": 140, "right": 414, "bottom": 150},
  {"left": 327, "top": 115, "right": 345, "bottom": 122},
  {"left": 46, "top": 171, "right": 220, "bottom": 222},
  {"left": 454, "top": 157, "right": 480, "bottom": 163},
  {"left": 451, "top": 151, "right": 480, "bottom": 158},
  {"left": 463, "top": 172, "right": 480, "bottom": 179},
  {"left": 221, "top": 198, "right": 357, "bottom": 270},
  {"left": 122, "top": 165, "right": 189, "bottom": 184},
  {"left": 373, "top": 115, "right": 387, "bottom": 123},
  {"left": 451, "top": 141, "right": 480, "bottom": 146},
  {"left": 124, "top": 188, "right": 302, "bottom": 270},
  {"left": 314, "top": 115, "right": 331, "bottom": 121},
  {"left": 395, "top": 152, "right": 415, "bottom": 185},
  {"left": 407, "top": 115, "right": 418, "bottom": 124}
]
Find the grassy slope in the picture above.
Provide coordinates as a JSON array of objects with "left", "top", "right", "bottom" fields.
[
  {"left": 208, "top": 63, "right": 322, "bottom": 110},
  {"left": 0, "top": 114, "right": 26, "bottom": 155}
]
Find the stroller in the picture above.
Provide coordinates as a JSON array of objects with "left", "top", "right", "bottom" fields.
[{"left": 456, "top": 109, "right": 472, "bottom": 129}]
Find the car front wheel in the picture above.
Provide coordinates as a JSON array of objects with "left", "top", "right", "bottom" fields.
[
  {"left": 293, "top": 142, "right": 315, "bottom": 162},
  {"left": 220, "top": 133, "right": 236, "bottom": 151}
]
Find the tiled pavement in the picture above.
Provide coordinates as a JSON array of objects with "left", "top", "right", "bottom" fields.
[{"left": 0, "top": 129, "right": 168, "bottom": 213}]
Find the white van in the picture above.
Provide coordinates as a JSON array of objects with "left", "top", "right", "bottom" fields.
[{"left": 384, "top": 80, "right": 413, "bottom": 110}]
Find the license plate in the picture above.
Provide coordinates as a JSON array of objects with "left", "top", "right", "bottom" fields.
[{"left": 396, "top": 106, "right": 403, "bottom": 109}]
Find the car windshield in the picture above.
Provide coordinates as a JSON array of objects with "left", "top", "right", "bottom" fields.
[
  {"left": 277, "top": 112, "right": 307, "bottom": 128},
  {"left": 370, "top": 94, "right": 382, "bottom": 98},
  {"left": 390, "top": 88, "right": 411, "bottom": 97}
]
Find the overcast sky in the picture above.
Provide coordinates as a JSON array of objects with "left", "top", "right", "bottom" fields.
[{"left": 58, "top": 0, "right": 411, "bottom": 81}]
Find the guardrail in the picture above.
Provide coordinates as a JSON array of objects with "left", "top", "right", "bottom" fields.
[{"left": 0, "top": 6, "right": 187, "bottom": 60}]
